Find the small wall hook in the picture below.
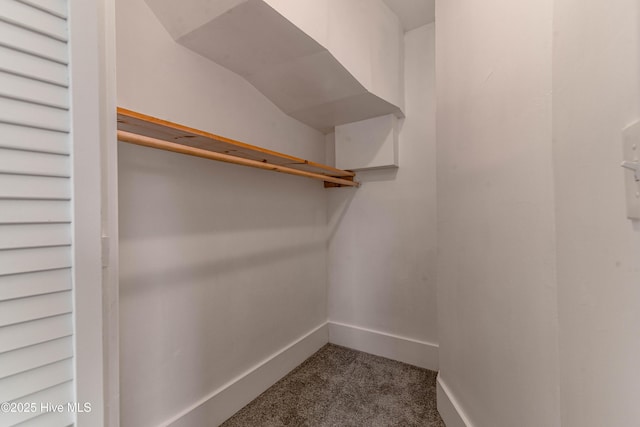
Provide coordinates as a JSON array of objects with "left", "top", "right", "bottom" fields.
[{"left": 621, "top": 160, "right": 640, "bottom": 182}]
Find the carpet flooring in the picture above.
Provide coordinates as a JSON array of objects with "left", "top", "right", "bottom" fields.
[{"left": 221, "top": 344, "right": 445, "bottom": 427}]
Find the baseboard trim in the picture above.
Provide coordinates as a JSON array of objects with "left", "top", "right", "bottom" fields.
[
  {"left": 327, "top": 321, "right": 439, "bottom": 371},
  {"left": 436, "top": 373, "right": 474, "bottom": 427},
  {"left": 162, "top": 322, "right": 329, "bottom": 427}
]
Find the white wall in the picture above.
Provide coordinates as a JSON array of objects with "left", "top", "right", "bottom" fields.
[
  {"left": 326, "top": 24, "right": 437, "bottom": 367},
  {"left": 437, "top": 1, "right": 640, "bottom": 426},
  {"left": 116, "top": 0, "right": 328, "bottom": 426},
  {"left": 435, "top": 0, "right": 561, "bottom": 426},
  {"left": 553, "top": 0, "right": 640, "bottom": 425}
]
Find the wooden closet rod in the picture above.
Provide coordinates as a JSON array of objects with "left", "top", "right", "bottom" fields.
[{"left": 117, "top": 130, "right": 359, "bottom": 187}]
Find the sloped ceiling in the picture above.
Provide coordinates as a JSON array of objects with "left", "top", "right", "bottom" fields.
[{"left": 145, "top": 0, "right": 404, "bottom": 133}]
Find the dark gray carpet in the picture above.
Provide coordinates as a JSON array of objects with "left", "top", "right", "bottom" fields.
[{"left": 221, "top": 344, "right": 445, "bottom": 427}]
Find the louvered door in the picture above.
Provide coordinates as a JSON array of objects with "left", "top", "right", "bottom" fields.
[{"left": 0, "top": 1, "right": 76, "bottom": 426}]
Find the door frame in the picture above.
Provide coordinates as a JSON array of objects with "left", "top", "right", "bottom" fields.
[{"left": 69, "top": 0, "right": 119, "bottom": 425}]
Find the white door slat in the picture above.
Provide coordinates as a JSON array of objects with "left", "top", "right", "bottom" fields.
[
  {"left": 0, "top": 336, "right": 72, "bottom": 379},
  {"left": 0, "top": 149, "right": 69, "bottom": 177},
  {"left": 0, "top": 122, "right": 69, "bottom": 155},
  {"left": 0, "top": 268, "right": 71, "bottom": 301},
  {"left": 0, "top": 97, "right": 69, "bottom": 132},
  {"left": 0, "top": 314, "right": 72, "bottom": 354},
  {"left": 0, "top": 71, "right": 69, "bottom": 109},
  {"left": 0, "top": 175, "right": 70, "bottom": 200},
  {"left": 0, "top": 223, "right": 71, "bottom": 250},
  {"left": 0, "top": 246, "right": 71, "bottom": 276},
  {"left": 0, "top": 381, "right": 73, "bottom": 427},
  {"left": 17, "top": 0, "right": 67, "bottom": 20},
  {"left": 0, "top": 0, "right": 67, "bottom": 41},
  {"left": 0, "top": 291, "right": 72, "bottom": 327},
  {"left": 0, "top": 123, "right": 70, "bottom": 154},
  {"left": 0, "top": 149, "right": 69, "bottom": 179},
  {"left": 11, "top": 408, "right": 74, "bottom": 427},
  {"left": 0, "top": 20, "right": 67, "bottom": 64},
  {"left": 0, "top": 358, "right": 73, "bottom": 403},
  {"left": 0, "top": 200, "right": 70, "bottom": 224},
  {"left": 0, "top": 45, "right": 67, "bottom": 87}
]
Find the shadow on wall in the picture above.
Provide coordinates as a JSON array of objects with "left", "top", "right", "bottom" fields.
[
  {"left": 327, "top": 167, "right": 398, "bottom": 243},
  {"left": 118, "top": 142, "right": 329, "bottom": 294},
  {"left": 120, "top": 240, "right": 325, "bottom": 297},
  {"left": 327, "top": 187, "right": 357, "bottom": 243},
  {"left": 357, "top": 168, "right": 399, "bottom": 182},
  {"left": 117, "top": 142, "right": 327, "bottom": 238}
]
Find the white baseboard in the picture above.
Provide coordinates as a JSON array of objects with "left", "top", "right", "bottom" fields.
[
  {"left": 163, "top": 323, "right": 329, "bottom": 427},
  {"left": 437, "top": 373, "right": 474, "bottom": 427},
  {"left": 327, "top": 321, "right": 439, "bottom": 371}
]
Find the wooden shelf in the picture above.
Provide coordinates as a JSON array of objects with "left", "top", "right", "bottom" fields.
[{"left": 117, "top": 108, "right": 358, "bottom": 188}]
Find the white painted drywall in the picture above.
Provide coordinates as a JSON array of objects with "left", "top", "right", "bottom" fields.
[
  {"left": 382, "top": 0, "right": 435, "bottom": 31},
  {"left": 335, "top": 114, "right": 399, "bottom": 171},
  {"left": 553, "top": 0, "right": 640, "bottom": 425},
  {"left": 116, "top": 0, "right": 328, "bottom": 426},
  {"left": 147, "top": 0, "right": 404, "bottom": 111},
  {"left": 262, "top": 0, "right": 404, "bottom": 110},
  {"left": 435, "top": 0, "right": 561, "bottom": 426},
  {"left": 144, "top": 0, "right": 404, "bottom": 131},
  {"left": 143, "top": 0, "right": 248, "bottom": 39},
  {"left": 327, "top": 24, "right": 437, "bottom": 358}
]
